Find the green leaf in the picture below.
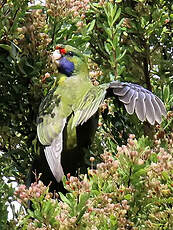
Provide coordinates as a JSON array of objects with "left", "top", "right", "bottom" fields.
[
  {"left": 163, "top": 85, "right": 170, "bottom": 103},
  {"left": 0, "top": 44, "right": 11, "bottom": 52},
  {"left": 150, "top": 153, "right": 158, "bottom": 163},
  {"left": 105, "top": 27, "right": 112, "bottom": 38},
  {"left": 110, "top": 214, "right": 118, "bottom": 228},
  {"left": 28, "top": 5, "right": 44, "bottom": 10},
  {"left": 59, "top": 192, "right": 71, "bottom": 206},
  {"left": 87, "top": 20, "right": 96, "bottom": 32},
  {"left": 116, "top": 18, "right": 124, "bottom": 30},
  {"left": 116, "top": 49, "right": 126, "bottom": 62},
  {"left": 124, "top": 194, "right": 132, "bottom": 200},
  {"left": 111, "top": 8, "right": 121, "bottom": 27},
  {"left": 11, "top": 42, "right": 22, "bottom": 52},
  {"left": 104, "top": 42, "right": 112, "bottom": 55},
  {"left": 103, "top": 5, "right": 109, "bottom": 18},
  {"left": 113, "top": 35, "right": 119, "bottom": 49},
  {"left": 76, "top": 206, "right": 87, "bottom": 224},
  {"left": 134, "top": 45, "right": 142, "bottom": 53},
  {"left": 28, "top": 209, "right": 35, "bottom": 219},
  {"left": 104, "top": 3, "right": 118, "bottom": 27},
  {"left": 77, "top": 193, "right": 90, "bottom": 213},
  {"left": 118, "top": 65, "right": 125, "bottom": 75},
  {"left": 110, "top": 3, "right": 117, "bottom": 20},
  {"left": 125, "top": 7, "right": 137, "bottom": 17},
  {"left": 162, "top": 171, "right": 169, "bottom": 181}
]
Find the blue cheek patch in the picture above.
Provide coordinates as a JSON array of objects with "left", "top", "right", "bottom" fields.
[{"left": 59, "top": 57, "right": 75, "bottom": 77}]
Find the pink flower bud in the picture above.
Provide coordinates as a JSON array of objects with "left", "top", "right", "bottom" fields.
[
  {"left": 81, "top": 14, "right": 85, "bottom": 19},
  {"left": 138, "top": 159, "right": 144, "bottom": 165},
  {"left": 76, "top": 21, "right": 83, "bottom": 28},
  {"left": 129, "top": 134, "right": 135, "bottom": 139},
  {"left": 90, "top": 157, "right": 95, "bottom": 162},
  {"left": 36, "top": 192, "right": 40, "bottom": 198}
]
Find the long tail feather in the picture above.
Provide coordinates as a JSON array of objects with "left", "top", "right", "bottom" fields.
[{"left": 44, "top": 118, "right": 66, "bottom": 182}]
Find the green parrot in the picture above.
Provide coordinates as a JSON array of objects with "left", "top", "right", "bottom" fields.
[{"left": 37, "top": 45, "right": 166, "bottom": 183}]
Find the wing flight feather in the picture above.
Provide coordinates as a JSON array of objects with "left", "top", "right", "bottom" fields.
[
  {"left": 72, "top": 85, "right": 108, "bottom": 127},
  {"left": 110, "top": 81, "right": 166, "bottom": 124}
]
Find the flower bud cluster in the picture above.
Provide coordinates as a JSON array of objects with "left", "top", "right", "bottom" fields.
[
  {"left": 70, "top": 0, "right": 90, "bottom": 28},
  {"left": 122, "top": 18, "right": 132, "bottom": 28},
  {"left": 46, "top": 0, "right": 71, "bottom": 18},
  {"left": 16, "top": 9, "right": 51, "bottom": 55},
  {"left": 41, "top": 72, "right": 51, "bottom": 83},
  {"left": 27, "top": 222, "right": 49, "bottom": 230},
  {"left": 99, "top": 0, "right": 116, "bottom": 6},
  {"left": 15, "top": 132, "right": 173, "bottom": 229},
  {"left": 55, "top": 201, "right": 75, "bottom": 228},
  {"left": 84, "top": 192, "right": 131, "bottom": 228},
  {"left": 135, "top": 2, "right": 150, "bottom": 15},
  {"left": 45, "top": 0, "right": 91, "bottom": 29},
  {"left": 146, "top": 135, "right": 173, "bottom": 200},
  {"left": 147, "top": 149, "right": 173, "bottom": 177},
  {"left": 15, "top": 181, "right": 52, "bottom": 205},
  {"left": 154, "top": 126, "right": 173, "bottom": 150},
  {"left": 88, "top": 61, "right": 103, "bottom": 86},
  {"left": 65, "top": 175, "right": 90, "bottom": 194},
  {"left": 167, "top": 111, "right": 173, "bottom": 119},
  {"left": 88, "top": 151, "right": 119, "bottom": 181},
  {"left": 56, "top": 203, "right": 77, "bottom": 229},
  {"left": 116, "top": 134, "right": 147, "bottom": 165}
]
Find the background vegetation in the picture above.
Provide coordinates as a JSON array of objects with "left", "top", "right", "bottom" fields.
[{"left": 0, "top": 0, "right": 172, "bottom": 229}]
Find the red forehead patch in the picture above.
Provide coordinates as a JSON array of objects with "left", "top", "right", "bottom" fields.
[{"left": 55, "top": 46, "right": 66, "bottom": 55}]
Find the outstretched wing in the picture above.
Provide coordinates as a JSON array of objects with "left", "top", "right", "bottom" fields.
[
  {"left": 109, "top": 81, "right": 167, "bottom": 125},
  {"left": 72, "top": 84, "right": 108, "bottom": 127}
]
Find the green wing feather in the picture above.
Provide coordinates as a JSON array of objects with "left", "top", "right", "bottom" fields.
[
  {"left": 72, "top": 84, "right": 109, "bottom": 127},
  {"left": 37, "top": 89, "right": 63, "bottom": 145},
  {"left": 37, "top": 88, "right": 70, "bottom": 182}
]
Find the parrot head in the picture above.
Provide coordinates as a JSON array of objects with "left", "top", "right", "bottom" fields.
[{"left": 52, "top": 45, "right": 88, "bottom": 78}]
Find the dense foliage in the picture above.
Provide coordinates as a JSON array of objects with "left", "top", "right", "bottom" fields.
[
  {"left": 0, "top": 0, "right": 172, "bottom": 229},
  {"left": 15, "top": 134, "right": 173, "bottom": 229}
]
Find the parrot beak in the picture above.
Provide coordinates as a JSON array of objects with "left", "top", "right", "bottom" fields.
[{"left": 52, "top": 50, "right": 62, "bottom": 66}]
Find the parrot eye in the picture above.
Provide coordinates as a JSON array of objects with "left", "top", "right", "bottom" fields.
[{"left": 67, "top": 51, "right": 74, "bottom": 57}]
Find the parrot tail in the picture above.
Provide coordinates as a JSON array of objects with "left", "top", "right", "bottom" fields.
[{"left": 44, "top": 133, "right": 64, "bottom": 182}]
